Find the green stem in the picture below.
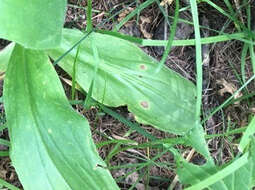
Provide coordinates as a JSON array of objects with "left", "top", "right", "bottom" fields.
[{"left": 86, "top": 0, "right": 93, "bottom": 32}]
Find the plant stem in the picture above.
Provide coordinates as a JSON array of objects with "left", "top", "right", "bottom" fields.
[{"left": 86, "top": 0, "right": 93, "bottom": 32}]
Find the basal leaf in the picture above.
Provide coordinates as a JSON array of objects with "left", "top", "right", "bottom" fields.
[
  {"left": 177, "top": 160, "right": 227, "bottom": 190},
  {"left": 186, "top": 124, "right": 213, "bottom": 162},
  {"left": 3, "top": 44, "right": 119, "bottom": 190},
  {"left": 0, "top": 43, "right": 14, "bottom": 73},
  {"left": 0, "top": 0, "right": 66, "bottom": 49},
  {"left": 48, "top": 29, "right": 197, "bottom": 135},
  {"left": 178, "top": 141, "right": 255, "bottom": 190}
]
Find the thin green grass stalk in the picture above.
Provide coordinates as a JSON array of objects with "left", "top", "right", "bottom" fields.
[
  {"left": 53, "top": 31, "right": 93, "bottom": 66},
  {"left": 246, "top": 1, "right": 251, "bottom": 30},
  {"left": 249, "top": 42, "right": 255, "bottom": 73},
  {"left": 225, "top": 119, "right": 236, "bottom": 159},
  {"left": 53, "top": 1, "right": 251, "bottom": 67},
  {"left": 203, "top": 0, "right": 250, "bottom": 33},
  {"left": 114, "top": 0, "right": 156, "bottom": 31},
  {"left": 190, "top": 0, "right": 202, "bottom": 120},
  {"left": 103, "top": 1, "right": 137, "bottom": 27},
  {"left": 53, "top": 1, "right": 136, "bottom": 66},
  {"left": 223, "top": 0, "right": 235, "bottom": 17},
  {"left": 150, "top": 175, "right": 171, "bottom": 182},
  {"left": 136, "top": 0, "right": 140, "bottom": 25},
  {"left": 83, "top": 42, "right": 100, "bottom": 109},
  {"left": 98, "top": 136, "right": 186, "bottom": 154},
  {"left": 0, "top": 139, "right": 10, "bottom": 147},
  {"left": 168, "top": 15, "right": 220, "bottom": 34},
  {"left": 201, "top": 0, "right": 233, "bottom": 21},
  {"left": 93, "top": 130, "right": 114, "bottom": 142},
  {"left": 129, "top": 167, "right": 149, "bottom": 190},
  {"left": 97, "top": 29, "right": 250, "bottom": 47},
  {"left": 71, "top": 45, "right": 80, "bottom": 100},
  {"left": 86, "top": 0, "right": 93, "bottom": 32},
  {"left": 105, "top": 139, "right": 184, "bottom": 161},
  {"left": 67, "top": 4, "right": 102, "bottom": 13},
  {"left": 72, "top": 97, "right": 247, "bottom": 143},
  {"left": 0, "top": 125, "right": 7, "bottom": 132},
  {"left": 246, "top": 1, "right": 255, "bottom": 75},
  {"left": 223, "top": 0, "right": 241, "bottom": 31},
  {"left": 205, "top": 127, "right": 247, "bottom": 139},
  {"left": 228, "top": 61, "right": 249, "bottom": 94},
  {"left": 108, "top": 161, "right": 173, "bottom": 170},
  {"left": 0, "top": 177, "right": 20, "bottom": 190},
  {"left": 108, "top": 163, "right": 148, "bottom": 170},
  {"left": 99, "top": 104, "right": 157, "bottom": 141},
  {"left": 122, "top": 153, "right": 149, "bottom": 162},
  {"left": 225, "top": 91, "right": 255, "bottom": 107},
  {"left": 0, "top": 151, "right": 8, "bottom": 157},
  {"left": 241, "top": 43, "right": 249, "bottom": 83},
  {"left": 115, "top": 148, "right": 169, "bottom": 182},
  {"left": 96, "top": 138, "right": 137, "bottom": 148},
  {"left": 156, "top": 0, "right": 179, "bottom": 73},
  {"left": 145, "top": 165, "right": 150, "bottom": 190},
  {"left": 70, "top": 99, "right": 159, "bottom": 142},
  {"left": 105, "top": 130, "right": 133, "bottom": 165},
  {"left": 155, "top": 0, "right": 171, "bottom": 26}
]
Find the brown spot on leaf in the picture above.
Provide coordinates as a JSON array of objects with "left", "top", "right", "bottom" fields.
[
  {"left": 140, "top": 64, "right": 147, "bottom": 70},
  {"left": 140, "top": 101, "right": 149, "bottom": 109}
]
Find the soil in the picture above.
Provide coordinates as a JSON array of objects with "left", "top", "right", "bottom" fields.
[{"left": 0, "top": 0, "right": 255, "bottom": 189}]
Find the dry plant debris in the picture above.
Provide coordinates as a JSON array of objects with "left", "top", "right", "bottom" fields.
[{"left": 216, "top": 78, "right": 242, "bottom": 100}]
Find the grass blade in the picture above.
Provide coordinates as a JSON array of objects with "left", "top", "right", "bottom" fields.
[{"left": 156, "top": 0, "right": 179, "bottom": 73}]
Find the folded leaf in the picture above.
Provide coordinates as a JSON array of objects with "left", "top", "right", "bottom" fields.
[
  {"left": 48, "top": 29, "right": 197, "bottom": 135},
  {"left": 0, "top": 43, "right": 14, "bottom": 73},
  {"left": 0, "top": 0, "right": 66, "bottom": 49},
  {"left": 3, "top": 44, "right": 119, "bottom": 190}
]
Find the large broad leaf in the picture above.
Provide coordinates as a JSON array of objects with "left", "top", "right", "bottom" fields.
[
  {"left": 0, "top": 0, "right": 66, "bottom": 49},
  {"left": 3, "top": 44, "right": 119, "bottom": 190},
  {"left": 48, "top": 29, "right": 197, "bottom": 135}
]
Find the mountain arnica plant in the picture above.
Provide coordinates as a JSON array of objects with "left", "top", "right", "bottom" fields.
[{"left": 0, "top": 0, "right": 255, "bottom": 189}]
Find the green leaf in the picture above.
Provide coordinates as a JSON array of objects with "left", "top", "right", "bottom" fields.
[
  {"left": 239, "top": 116, "right": 255, "bottom": 152},
  {"left": 0, "top": 43, "right": 14, "bottom": 73},
  {"left": 0, "top": 0, "right": 66, "bottom": 49},
  {"left": 178, "top": 160, "right": 226, "bottom": 190},
  {"left": 3, "top": 44, "right": 119, "bottom": 190},
  {"left": 178, "top": 142, "right": 255, "bottom": 190},
  {"left": 186, "top": 124, "right": 213, "bottom": 162},
  {"left": 48, "top": 29, "right": 197, "bottom": 135}
]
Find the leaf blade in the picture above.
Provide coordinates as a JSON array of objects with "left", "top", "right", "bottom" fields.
[
  {"left": 0, "top": 0, "right": 66, "bottom": 49},
  {"left": 4, "top": 44, "right": 119, "bottom": 190},
  {"left": 48, "top": 29, "right": 197, "bottom": 135}
]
